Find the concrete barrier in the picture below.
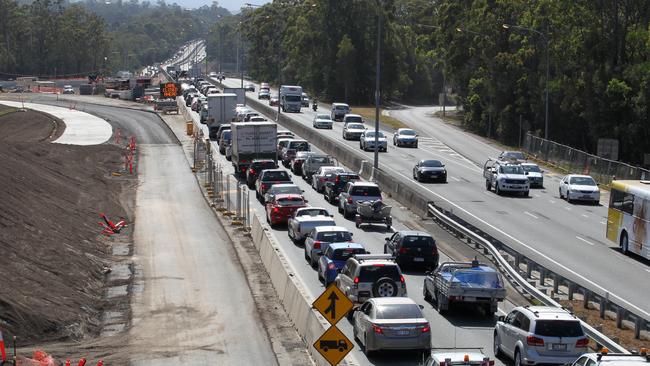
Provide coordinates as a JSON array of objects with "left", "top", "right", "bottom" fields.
[{"left": 248, "top": 213, "right": 356, "bottom": 366}]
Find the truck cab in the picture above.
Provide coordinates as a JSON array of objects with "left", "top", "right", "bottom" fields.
[
  {"left": 484, "top": 159, "right": 529, "bottom": 197},
  {"left": 279, "top": 85, "right": 303, "bottom": 112}
]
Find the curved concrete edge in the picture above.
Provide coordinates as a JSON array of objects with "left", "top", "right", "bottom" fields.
[{"left": 0, "top": 101, "right": 112, "bottom": 146}]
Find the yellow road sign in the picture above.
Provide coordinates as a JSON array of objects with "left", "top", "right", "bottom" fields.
[
  {"left": 312, "top": 283, "right": 353, "bottom": 326},
  {"left": 313, "top": 325, "right": 353, "bottom": 366}
]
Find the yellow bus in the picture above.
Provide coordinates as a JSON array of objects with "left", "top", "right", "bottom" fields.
[{"left": 607, "top": 180, "right": 650, "bottom": 260}]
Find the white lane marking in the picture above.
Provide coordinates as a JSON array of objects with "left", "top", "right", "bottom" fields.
[
  {"left": 582, "top": 214, "right": 589, "bottom": 218},
  {"left": 534, "top": 194, "right": 541, "bottom": 198},
  {"left": 646, "top": 269, "right": 650, "bottom": 274},
  {"left": 600, "top": 221, "right": 607, "bottom": 225},
  {"left": 524, "top": 211, "right": 539, "bottom": 219},
  {"left": 564, "top": 207, "right": 572, "bottom": 210},
  {"left": 451, "top": 176, "right": 461, "bottom": 182},
  {"left": 483, "top": 191, "right": 492, "bottom": 196},
  {"left": 576, "top": 236, "right": 595, "bottom": 246},
  {"left": 550, "top": 200, "right": 556, "bottom": 203}
]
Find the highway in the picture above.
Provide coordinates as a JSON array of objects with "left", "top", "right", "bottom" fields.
[
  {"left": 183, "top": 96, "right": 516, "bottom": 366},
  {"left": 216, "top": 77, "right": 650, "bottom": 321}
]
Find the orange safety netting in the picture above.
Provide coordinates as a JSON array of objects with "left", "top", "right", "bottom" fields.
[{"left": 15, "top": 350, "right": 58, "bottom": 366}]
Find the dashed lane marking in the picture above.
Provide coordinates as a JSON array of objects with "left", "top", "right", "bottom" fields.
[{"left": 576, "top": 236, "right": 595, "bottom": 246}]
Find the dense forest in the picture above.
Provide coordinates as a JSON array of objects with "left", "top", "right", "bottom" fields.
[
  {"left": 226, "top": 0, "right": 649, "bottom": 163},
  {"left": 0, "top": 0, "right": 228, "bottom": 78}
]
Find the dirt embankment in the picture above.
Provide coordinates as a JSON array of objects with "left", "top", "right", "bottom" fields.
[{"left": 0, "top": 105, "right": 135, "bottom": 345}]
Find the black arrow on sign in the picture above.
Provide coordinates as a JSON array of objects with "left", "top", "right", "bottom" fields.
[{"left": 324, "top": 291, "right": 338, "bottom": 319}]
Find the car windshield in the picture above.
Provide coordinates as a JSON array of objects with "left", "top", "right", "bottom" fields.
[
  {"left": 297, "top": 209, "right": 329, "bottom": 216},
  {"left": 570, "top": 177, "right": 596, "bottom": 186},
  {"left": 317, "top": 231, "right": 352, "bottom": 242},
  {"left": 335, "top": 105, "right": 349, "bottom": 110},
  {"left": 253, "top": 161, "right": 276, "bottom": 169},
  {"left": 534, "top": 320, "right": 584, "bottom": 337},
  {"left": 337, "top": 174, "right": 359, "bottom": 183},
  {"left": 376, "top": 304, "right": 423, "bottom": 319},
  {"left": 310, "top": 156, "right": 332, "bottom": 164},
  {"left": 358, "top": 265, "right": 400, "bottom": 282},
  {"left": 522, "top": 165, "right": 541, "bottom": 173},
  {"left": 400, "top": 130, "right": 416, "bottom": 136},
  {"left": 350, "top": 186, "right": 381, "bottom": 196},
  {"left": 276, "top": 197, "right": 304, "bottom": 206},
  {"left": 503, "top": 151, "right": 525, "bottom": 160},
  {"left": 288, "top": 141, "right": 310, "bottom": 151},
  {"left": 500, "top": 165, "right": 524, "bottom": 174},
  {"left": 346, "top": 116, "right": 362, "bottom": 122},
  {"left": 364, "top": 131, "right": 385, "bottom": 138},
  {"left": 347, "top": 123, "right": 364, "bottom": 130},
  {"left": 449, "top": 269, "right": 503, "bottom": 288},
  {"left": 263, "top": 171, "right": 290, "bottom": 181},
  {"left": 269, "top": 186, "right": 301, "bottom": 195},
  {"left": 285, "top": 95, "right": 301, "bottom": 102},
  {"left": 421, "top": 160, "right": 443, "bottom": 167},
  {"left": 331, "top": 248, "right": 365, "bottom": 261},
  {"left": 402, "top": 235, "right": 435, "bottom": 248}
]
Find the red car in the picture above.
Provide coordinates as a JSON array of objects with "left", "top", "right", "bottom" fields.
[{"left": 265, "top": 194, "right": 307, "bottom": 226}]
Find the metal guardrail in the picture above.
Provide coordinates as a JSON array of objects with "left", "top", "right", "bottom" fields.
[{"left": 427, "top": 202, "right": 629, "bottom": 353}]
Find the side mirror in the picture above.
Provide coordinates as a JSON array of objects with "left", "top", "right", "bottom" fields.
[
  {"left": 419, "top": 304, "right": 424, "bottom": 310},
  {"left": 525, "top": 171, "right": 529, "bottom": 175},
  {"left": 497, "top": 315, "right": 505, "bottom": 322},
  {"left": 301, "top": 190, "right": 305, "bottom": 193},
  {"left": 304, "top": 200, "right": 309, "bottom": 203},
  {"left": 330, "top": 214, "right": 334, "bottom": 217},
  {"left": 384, "top": 237, "right": 390, "bottom": 241},
  {"left": 365, "top": 250, "right": 371, "bottom": 254}
]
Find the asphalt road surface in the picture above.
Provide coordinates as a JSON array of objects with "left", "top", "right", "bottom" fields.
[
  {"left": 185, "top": 100, "right": 515, "bottom": 366},
  {"left": 218, "top": 78, "right": 650, "bottom": 321}
]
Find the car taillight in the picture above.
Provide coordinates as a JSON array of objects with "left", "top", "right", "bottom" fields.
[
  {"left": 249, "top": 168, "right": 256, "bottom": 175},
  {"left": 575, "top": 338, "right": 589, "bottom": 347},
  {"left": 272, "top": 207, "right": 279, "bottom": 213},
  {"left": 400, "top": 275, "right": 405, "bottom": 283},
  {"left": 347, "top": 197, "right": 352, "bottom": 203},
  {"left": 313, "top": 241, "right": 322, "bottom": 249},
  {"left": 327, "top": 263, "right": 336, "bottom": 270},
  {"left": 319, "top": 177, "right": 325, "bottom": 182},
  {"left": 335, "top": 176, "right": 340, "bottom": 183},
  {"left": 527, "top": 336, "right": 545, "bottom": 346},
  {"left": 353, "top": 277, "right": 359, "bottom": 284},
  {"left": 399, "top": 247, "right": 407, "bottom": 254},
  {"left": 261, "top": 183, "right": 268, "bottom": 190},
  {"left": 372, "top": 324, "right": 383, "bottom": 334},
  {"left": 421, "top": 325, "right": 430, "bottom": 333}
]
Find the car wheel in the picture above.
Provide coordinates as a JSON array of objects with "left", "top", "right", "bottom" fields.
[
  {"left": 372, "top": 277, "right": 398, "bottom": 297},
  {"left": 486, "top": 180, "right": 491, "bottom": 191},
  {"left": 310, "top": 253, "right": 318, "bottom": 268},
  {"left": 343, "top": 206, "right": 352, "bottom": 219},
  {"left": 363, "top": 335, "right": 373, "bottom": 357},
  {"left": 493, "top": 332, "right": 503, "bottom": 358},
  {"left": 423, "top": 284, "right": 432, "bottom": 302},
  {"left": 304, "top": 247, "right": 310, "bottom": 261},
  {"left": 515, "top": 349, "right": 522, "bottom": 366},
  {"left": 338, "top": 202, "right": 344, "bottom": 214},
  {"left": 416, "top": 172, "right": 421, "bottom": 182},
  {"left": 620, "top": 232, "right": 629, "bottom": 254},
  {"left": 436, "top": 290, "right": 446, "bottom": 314},
  {"left": 567, "top": 191, "right": 573, "bottom": 203},
  {"left": 523, "top": 190, "right": 529, "bottom": 197},
  {"left": 558, "top": 188, "right": 563, "bottom": 199},
  {"left": 414, "top": 142, "right": 418, "bottom": 148},
  {"left": 495, "top": 184, "right": 501, "bottom": 195}
]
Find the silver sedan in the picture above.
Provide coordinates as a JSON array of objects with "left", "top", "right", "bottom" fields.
[
  {"left": 313, "top": 114, "right": 334, "bottom": 129},
  {"left": 353, "top": 297, "right": 431, "bottom": 356}
]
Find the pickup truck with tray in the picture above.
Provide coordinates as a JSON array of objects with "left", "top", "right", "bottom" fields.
[
  {"left": 423, "top": 260, "right": 506, "bottom": 316},
  {"left": 287, "top": 207, "right": 335, "bottom": 244}
]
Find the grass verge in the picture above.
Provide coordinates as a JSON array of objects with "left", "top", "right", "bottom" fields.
[{"left": 351, "top": 106, "right": 407, "bottom": 130}]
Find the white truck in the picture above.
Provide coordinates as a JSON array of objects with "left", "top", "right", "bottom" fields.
[
  {"left": 279, "top": 85, "right": 303, "bottom": 112},
  {"left": 223, "top": 87, "right": 246, "bottom": 105},
  {"left": 483, "top": 158, "right": 530, "bottom": 196},
  {"left": 206, "top": 93, "right": 238, "bottom": 126},
  {"left": 231, "top": 122, "right": 278, "bottom": 175}
]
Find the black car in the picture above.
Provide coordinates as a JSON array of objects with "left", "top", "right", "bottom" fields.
[
  {"left": 412, "top": 159, "right": 447, "bottom": 183},
  {"left": 384, "top": 231, "right": 439, "bottom": 270},
  {"left": 323, "top": 171, "right": 360, "bottom": 204},
  {"left": 246, "top": 159, "right": 278, "bottom": 188}
]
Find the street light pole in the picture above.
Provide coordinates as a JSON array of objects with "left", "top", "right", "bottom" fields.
[
  {"left": 503, "top": 23, "right": 550, "bottom": 140},
  {"left": 373, "top": 0, "right": 382, "bottom": 171}
]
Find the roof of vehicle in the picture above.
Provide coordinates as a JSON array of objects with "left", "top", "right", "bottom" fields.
[
  {"left": 395, "top": 230, "right": 433, "bottom": 237},
  {"left": 583, "top": 350, "right": 650, "bottom": 366},
  {"left": 332, "top": 102, "right": 349, "bottom": 107},
  {"left": 397, "top": 128, "right": 416, "bottom": 133},
  {"left": 345, "top": 123, "right": 365, "bottom": 129},
  {"left": 312, "top": 225, "right": 349, "bottom": 233},
  {"left": 348, "top": 181, "right": 379, "bottom": 187},
  {"left": 344, "top": 113, "right": 362, "bottom": 118},
  {"left": 251, "top": 159, "right": 276, "bottom": 163},
  {"left": 566, "top": 174, "right": 595, "bottom": 179},
  {"left": 368, "top": 297, "right": 416, "bottom": 306},
  {"left": 267, "top": 183, "right": 300, "bottom": 190},
  {"left": 429, "top": 351, "right": 490, "bottom": 364},
  {"left": 329, "top": 242, "right": 365, "bottom": 251},
  {"left": 273, "top": 193, "right": 304, "bottom": 200},
  {"left": 517, "top": 306, "right": 578, "bottom": 320},
  {"left": 520, "top": 162, "right": 539, "bottom": 167},
  {"left": 260, "top": 169, "right": 287, "bottom": 174}
]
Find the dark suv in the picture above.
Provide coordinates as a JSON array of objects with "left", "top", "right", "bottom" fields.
[
  {"left": 323, "top": 172, "right": 360, "bottom": 204},
  {"left": 246, "top": 159, "right": 278, "bottom": 188},
  {"left": 383, "top": 231, "right": 439, "bottom": 270}
]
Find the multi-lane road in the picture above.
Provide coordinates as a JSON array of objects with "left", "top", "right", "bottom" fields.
[{"left": 215, "top": 77, "right": 650, "bottom": 321}]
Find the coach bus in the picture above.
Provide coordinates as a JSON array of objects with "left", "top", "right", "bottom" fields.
[{"left": 607, "top": 180, "right": 650, "bottom": 260}]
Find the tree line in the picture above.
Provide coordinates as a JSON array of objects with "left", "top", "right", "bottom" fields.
[
  {"left": 0, "top": 0, "right": 228, "bottom": 79},
  {"left": 221, "top": 0, "right": 649, "bottom": 164}
]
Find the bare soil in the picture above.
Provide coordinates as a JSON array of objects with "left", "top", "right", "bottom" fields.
[{"left": 0, "top": 106, "right": 135, "bottom": 350}]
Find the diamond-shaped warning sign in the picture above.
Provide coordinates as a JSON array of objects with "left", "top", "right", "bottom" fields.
[
  {"left": 313, "top": 325, "right": 353, "bottom": 366},
  {"left": 312, "top": 283, "right": 353, "bottom": 326}
]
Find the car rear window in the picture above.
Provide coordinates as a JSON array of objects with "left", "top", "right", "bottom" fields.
[
  {"left": 317, "top": 231, "right": 352, "bottom": 242},
  {"left": 337, "top": 174, "right": 359, "bottom": 183},
  {"left": 297, "top": 209, "right": 329, "bottom": 216},
  {"left": 310, "top": 156, "right": 331, "bottom": 164},
  {"left": 534, "top": 320, "right": 584, "bottom": 337},
  {"left": 289, "top": 141, "right": 310, "bottom": 151},
  {"left": 332, "top": 248, "right": 366, "bottom": 261},
  {"left": 351, "top": 186, "right": 381, "bottom": 196},
  {"left": 358, "top": 265, "right": 400, "bottom": 282},
  {"left": 277, "top": 197, "right": 304, "bottom": 206},
  {"left": 376, "top": 304, "right": 423, "bottom": 319},
  {"left": 402, "top": 236, "right": 435, "bottom": 248},
  {"left": 259, "top": 161, "right": 277, "bottom": 169},
  {"left": 335, "top": 105, "right": 348, "bottom": 110},
  {"left": 270, "top": 186, "right": 301, "bottom": 195},
  {"left": 347, "top": 123, "right": 364, "bottom": 129},
  {"left": 263, "top": 171, "right": 290, "bottom": 181},
  {"left": 346, "top": 116, "right": 362, "bottom": 122}
]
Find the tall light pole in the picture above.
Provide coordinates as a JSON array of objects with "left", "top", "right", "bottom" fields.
[
  {"left": 503, "top": 23, "right": 550, "bottom": 140},
  {"left": 373, "top": 0, "right": 383, "bottom": 171}
]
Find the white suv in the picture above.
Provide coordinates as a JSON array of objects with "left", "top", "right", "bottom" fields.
[
  {"left": 335, "top": 254, "right": 407, "bottom": 305},
  {"left": 494, "top": 306, "right": 589, "bottom": 366}
]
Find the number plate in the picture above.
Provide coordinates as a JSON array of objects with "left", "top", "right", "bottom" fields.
[
  {"left": 464, "top": 297, "right": 476, "bottom": 302},
  {"left": 395, "top": 330, "right": 410, "bottom": 336},
  {"left": 413, "top": 257, "right": 424, "bottom": 262},
  {"left": 582, "top": 195, "right": 592, "bottom": 199},
  {"left": 551, "top": 343, "right": 567, "bottom": 351}
]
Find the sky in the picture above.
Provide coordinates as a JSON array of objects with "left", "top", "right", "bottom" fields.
[{"left": 201, "top": 0, "right": 269, "bottom": 12}]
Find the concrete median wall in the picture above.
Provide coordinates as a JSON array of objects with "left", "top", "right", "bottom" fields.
[{"left": 249, "top": 212, "right": 355, "bottom": 366}]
